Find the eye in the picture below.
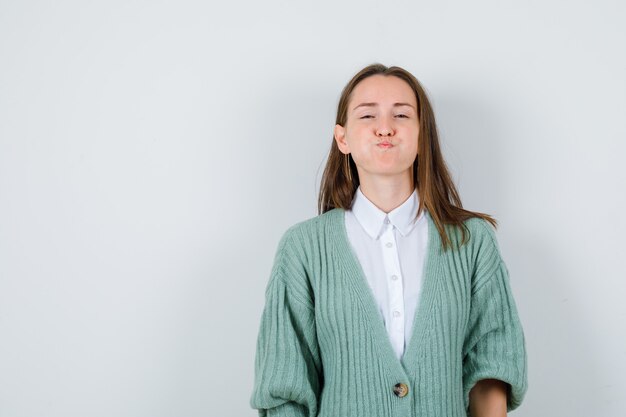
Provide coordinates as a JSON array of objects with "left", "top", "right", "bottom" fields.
[
  {"left": 360, "top": 115, "right": 374, "bottom": 119},
  {"left": 395, "top": 114, "right": 409, "bottom": 118}
]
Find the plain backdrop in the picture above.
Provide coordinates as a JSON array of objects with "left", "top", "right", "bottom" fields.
[{"left": 1, "top": 1, "right": 625, "bottom": 416}]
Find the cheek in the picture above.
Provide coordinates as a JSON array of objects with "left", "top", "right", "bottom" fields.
[
  {"left": 348, "top": 142, "right": 374, "bottom": 164},
  {"left": 406, "top": 128, "right": 420, "bottom": 147}
]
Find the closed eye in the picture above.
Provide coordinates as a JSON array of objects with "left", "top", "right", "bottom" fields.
[{"left": 359, "top": 114, "right": 409, "bottom": 119}]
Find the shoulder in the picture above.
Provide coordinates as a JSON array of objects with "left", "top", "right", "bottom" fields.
[
  {"left": 278, "top": 208, "right": 339, "bottom": 247},
  {"left": 463, "top": 216, "right": 500, "bottom": 250},
  {"left": 267, "top": 210, "right": 339, "bottom": 305},
  {"left": 454, "top": 216, "right": 505, "bottom": 291},
  {"left": 272, "top": 208, "right": 339, "bottom": 268},
  {"left": 468, "top": 217, "right": 508, "bottom": 295},
  {"left": 440, "top": 215, "right": 500, "bottom": 253}
]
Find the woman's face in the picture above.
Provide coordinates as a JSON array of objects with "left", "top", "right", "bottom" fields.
[{"left": 334, "top": 74, "right": 419, "bottom": 181}]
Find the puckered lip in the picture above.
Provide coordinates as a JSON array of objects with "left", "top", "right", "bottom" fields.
[{"left": 377, "top": 141, "right": 393, "bottom": 146}]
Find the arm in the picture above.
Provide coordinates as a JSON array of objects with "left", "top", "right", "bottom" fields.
[
  {"left": 468, "top": 378, "right": 508, "bottom": 417},
  {"left": 462, "top": 225, "right": 528, "bottom": 415},
  {"left": 250, "top": 229, "right": 323, "bottom": 417}
]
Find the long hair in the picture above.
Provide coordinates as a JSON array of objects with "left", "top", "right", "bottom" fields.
[{"left": 317, "top": 63, "right": 497, "bottom": 251}]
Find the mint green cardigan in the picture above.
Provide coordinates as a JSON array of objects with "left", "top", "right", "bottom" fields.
[{"left": 250, "top": 207, "right": 528, "bottom": 417}]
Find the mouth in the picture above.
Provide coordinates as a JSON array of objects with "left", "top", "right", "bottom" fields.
[{"left": 377, "top": 142, "right": 393, "bottom": 149}]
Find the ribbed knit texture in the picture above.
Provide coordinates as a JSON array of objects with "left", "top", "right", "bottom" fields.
[{"left": 250, "top": 208, "right": 528, "bottom": 417}]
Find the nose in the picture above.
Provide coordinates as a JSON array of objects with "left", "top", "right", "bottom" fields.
[{"left": 376, "top": 116, "right": 394, "bottom": 137}]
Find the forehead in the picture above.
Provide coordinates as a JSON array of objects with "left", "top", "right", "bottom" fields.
[{"left": 350, "top": 75, "right": 416, "bottom": 106}]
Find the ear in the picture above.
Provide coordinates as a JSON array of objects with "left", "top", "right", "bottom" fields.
[{"left": 334, "top": 124, "right": 349, "bottom": 154}]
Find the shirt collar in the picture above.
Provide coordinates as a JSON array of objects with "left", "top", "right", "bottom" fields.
[{"left": 351, "top": 186, "right": 422, "bottom": 240}]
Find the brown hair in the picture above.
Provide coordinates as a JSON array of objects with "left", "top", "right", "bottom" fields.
[{"left": 317, "top": 63, "right": 497, "bottom": 251}]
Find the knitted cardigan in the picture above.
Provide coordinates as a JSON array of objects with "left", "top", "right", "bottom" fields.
[{"left": 250, "top": 207, "right": 528, "bottom": 417}]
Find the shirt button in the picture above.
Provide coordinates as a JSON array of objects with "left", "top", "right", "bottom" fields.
[
  {"left": 385, "top": 242, "right": 393, "bottom": 248},
  {"left": 391, "top": 275, "right": 398, "bottom": 281},
  {"left": 393, "top": 310, "right": 401, "bottom": 317},
  {"left": 393, "top": 382, "right": 409, "bottom": 397}
]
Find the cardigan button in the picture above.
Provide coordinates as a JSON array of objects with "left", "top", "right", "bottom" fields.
[{"left": 393, "top": 382, "right": 409, "bottom": 397}]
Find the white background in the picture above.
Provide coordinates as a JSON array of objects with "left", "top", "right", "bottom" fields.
[{"left": 1, "top": 1, "right": 625, "bottom": 416}]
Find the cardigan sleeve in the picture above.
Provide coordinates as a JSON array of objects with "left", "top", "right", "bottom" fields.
[
  {"left": 462, "top": 224, "right": 529, "bottom": 414},
  {"left": 250, "top": 228, "right": 323, "bottom": 417}
]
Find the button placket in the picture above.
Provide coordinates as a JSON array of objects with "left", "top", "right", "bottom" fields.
[{"left": 380, "top": 220, "right": 405, "bottom": 356}]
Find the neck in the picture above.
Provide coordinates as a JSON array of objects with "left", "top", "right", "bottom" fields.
[{"left": 356, "top": 169, "right": 415, "bottom": 213}]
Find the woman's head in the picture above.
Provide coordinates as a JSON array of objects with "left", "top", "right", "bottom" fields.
[
  {"left": 318, "top": 63, "right": 497, "bottom": 250},
  {"left": 333, "top": 71, "right": 421, "bottom": 191},
  {"left": 319, "top": 63, "right": 441, "bottom": 213}
]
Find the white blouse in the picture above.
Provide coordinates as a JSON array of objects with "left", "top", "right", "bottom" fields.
[{"left": 345, "top": 186, "right": 428, "bottom": 360}]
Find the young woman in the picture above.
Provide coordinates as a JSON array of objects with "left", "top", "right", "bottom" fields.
[{"left": 250, "top": 63, "right": 528, "bottom": 417}]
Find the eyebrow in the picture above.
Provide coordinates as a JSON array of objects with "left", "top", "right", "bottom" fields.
[{"left": 352, "top": 102, "right": 416, "bottom": 111}]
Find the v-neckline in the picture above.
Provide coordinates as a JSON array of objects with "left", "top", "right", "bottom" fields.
[{"left": 330, "top": 206, "right": 444, "bottom": 376}]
